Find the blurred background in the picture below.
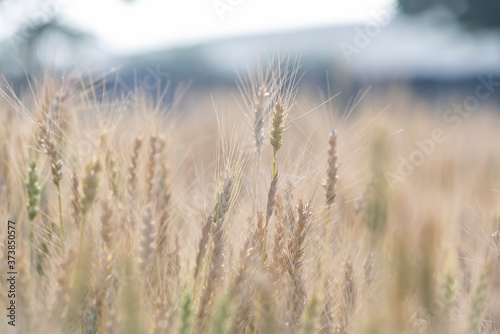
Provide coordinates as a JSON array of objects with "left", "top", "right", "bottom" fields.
[{"left": 0, "top": 0, "right": 499, "bottom": 105}]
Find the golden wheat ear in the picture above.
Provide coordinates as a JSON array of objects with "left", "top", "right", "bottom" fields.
[
  {"left": 128, "top": 137, "right": 143, "bottom": 202},
  {"left": 195, "top": 217, "right": 226, "bottom": 334},
  {"left": 254, "top": 85, "right": 269, "bottom": 156},
  {"left": 287, "top": 200, "right": 312, "bottom": 330},
  {"left": 324, "top": 129, "right": 338, "bottom": 207},
  {"left": 38, "top": 123, "right": 65, "bottom": 250},
  {"left": 193, "top": 214, "right": 213, "bottom": 281}
]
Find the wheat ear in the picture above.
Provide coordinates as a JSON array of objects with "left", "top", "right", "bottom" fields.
[
  {"left": 139, "top": 204, "right": 156, "bottom": 275},
  {"left": 324, "top": 129, "right": 338, "bottom": 207},
  {"left": 214, "top": 174, "right": 233, "bottom": 222},
  {"left": 322, "top": 129, "right": 338, "bottom": 280},
  {"left": 254, "top": 85, "right": 268, "bottom": 156},
  {"left": 196, "top": 218, "right": 225, "bottom": 333},
  {"left": 97, "top": 199, "right": 115, "bottom": 333},
  {"left": 193, "top": 214, "right": 213, "bottom": 281},
  {"left": 301, "top": 297, "right": 319, "bottom": 334},
  {"left": 179, "top": 291, "right": 194, "bottom": 334},
  {"left": 71, "top": 171, "right": 81, "bottom": 228},
  {"left": 265, "top": 171, "right": 279, "bottom": 227},
  {"left": 270, "top": 101, "right": 286, "bottom": 178},
  {"left": 39, "top": 123, "right": 65, "bottom": 251},
  {"left": 77, "top": 158, "right": 102, "bottom": 269},
  {"left": 26, "top": 161, "right": 40, "bottom": 221},
  {"left": 26, "top": 161, "right": 40, "bottom": 265},
  {"left": 128, "top": 137, "right": 142, "bottom": 200},
  {"left": 49, "top": 248, "right": 76, "bottom": 321},
  {"left": 271, "top": 195, "right": 287, "bottom": 279},
  {"left": 288, "top": 200, "right": 312, "bottom": 329},
  {"left": 338, "top": 255, "right": 356, "bottom": 334},
  {"left": 468, "top": 264, "right": 491, "bottom": 333},
  {"left": 146, "top": 135, "right": 157, "bottom": 202},
  {"left": 261, "top": 171, "right": 279, "bottom": 266}
]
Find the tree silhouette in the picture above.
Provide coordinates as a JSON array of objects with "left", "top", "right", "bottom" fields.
[
  {"left": 0, "top": 0, "right": 133, "bottom": 71},
  {"left": 14, "top": 19, "right": 91, "bottom": 67},
  {"left": 398, "top": 0, "right": 500, "bottom": 29}
]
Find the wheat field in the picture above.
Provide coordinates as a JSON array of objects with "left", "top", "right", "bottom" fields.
[{"left": 1, "top": 60, "right": 500, "bottom": 334}]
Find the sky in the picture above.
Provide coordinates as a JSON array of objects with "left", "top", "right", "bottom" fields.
[{"left": 0, "top": 0, "right": 396, "bottom": 54}]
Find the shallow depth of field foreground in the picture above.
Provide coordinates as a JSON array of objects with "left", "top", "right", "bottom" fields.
[{"left": 1, "top": 62, "right": 500, "bottom": 334}]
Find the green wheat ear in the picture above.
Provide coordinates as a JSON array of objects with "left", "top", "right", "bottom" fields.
[
  {"left": 26, "top": 161, "right": 40, "bottom": 221},
  {"left": 301, "top": 296, "right": 319, "bottom": 334},
  {"left": 26, "top": 160, "right": 41, "bottom": 267},
  {"left": 269, "top": 101, "right": 285, "bottom": 154},
  {"left": 209, "top": 294, "right": 233, "bottom": 334},
  {"left": 270, "top": 101, "right": 286, "bottom": 178},
  {"left": 179, "top": 291, "right": 193, "bottom": 334},
  {"left": 469, "top": 265, "right": 491, "bottom": 333},
  {"left": 81, "top": 157, "right": 102, "bottom": 216}
]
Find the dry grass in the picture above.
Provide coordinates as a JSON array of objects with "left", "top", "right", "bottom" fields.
[{"left": 1, "top": 58, "right": 500, "bottom": 334}]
